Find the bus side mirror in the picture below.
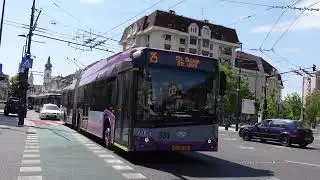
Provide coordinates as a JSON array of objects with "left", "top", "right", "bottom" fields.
[{"left": 219, "top": 71, "right": 227, "bottom": 96}]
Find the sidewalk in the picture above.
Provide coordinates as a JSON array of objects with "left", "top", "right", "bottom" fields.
[{"left": 0, "top": 113, "right": 28, "bottom": 180}]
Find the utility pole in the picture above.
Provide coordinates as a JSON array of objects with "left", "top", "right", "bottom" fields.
[
  {"left": 0, "top": 0, "right": 6, "bottom": 46},
  {"left": 263, "top": 76, "right": 269, "bottom": 120},
  {"left": 301, "top": 75, "right": 305, "bottom": 121},
  {"left": 18, "top": 0, "right": 36, "bottom": 126},
  {"left": 235, "top": 43, "right": 243, "bottom": 131}
]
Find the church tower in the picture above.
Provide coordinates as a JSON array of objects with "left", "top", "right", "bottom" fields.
[{"left": 43, "top": 56, "right": 52, "bottom": 92}]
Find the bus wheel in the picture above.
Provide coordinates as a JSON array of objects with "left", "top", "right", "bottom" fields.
[{"left": 103, "top": 124, "right": 112, "bottom": 149}]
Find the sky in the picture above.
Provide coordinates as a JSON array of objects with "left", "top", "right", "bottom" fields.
[{"left": 0, "top": 0, "right": 319, "bottom": 98}]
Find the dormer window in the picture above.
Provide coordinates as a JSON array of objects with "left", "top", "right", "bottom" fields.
[
  {"left": 191, "top": 26, "right": 197, "bottom": 33},
  {"left": 127, "top": 27, "right": 132, "bottom": 38},
  {"left": 132, "top": 23, "right": 138, "bottom": 35},
  {"left": 189, "top": 23, "right": 198, "bottom": 35},
  {"left": 201, "top": 26, "right": 211, "bottom": 38}
]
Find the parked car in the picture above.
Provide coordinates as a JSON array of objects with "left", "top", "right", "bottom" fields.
[
  {"left": 4, "top": 97, "right": 20, "bottom": 116},
  {"left": 239, "top": 119, "right": 314, "bottom": 147},
  {"left": 39, "top": 104, "right": 61, "bottom": 120}
]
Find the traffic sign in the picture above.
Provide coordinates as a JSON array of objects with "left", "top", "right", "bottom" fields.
[{"left": 21, "top": 56, "right": 33, "bottom": 69}]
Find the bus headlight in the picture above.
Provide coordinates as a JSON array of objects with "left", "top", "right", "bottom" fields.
[
  {"left": 207, "top": 139, "right": 212, "bottom": 144},
  {"left": 144, "top": 137, "right": 149, "bottom": 143}
]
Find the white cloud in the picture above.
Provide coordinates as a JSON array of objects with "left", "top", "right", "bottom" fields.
[
  {"left": 80, "top": 0, "right": 104, "bottom": 4},
  {"left": 284, "top": 47, "right": 301, "bottom": 53},
  {"left": 251, "top": 0, "right": 320, "bottom": 33}
]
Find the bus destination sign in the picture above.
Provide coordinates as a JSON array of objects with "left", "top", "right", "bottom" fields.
[
  {"left": 176, "top": 55, "right": 200, "bottom": 69},
  {"left": 147, "top": 50, "right": 215, "bottom": 72}
]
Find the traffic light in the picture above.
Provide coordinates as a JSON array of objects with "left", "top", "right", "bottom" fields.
[{"left": 313, "top": 64, "right": 316, "bottom": 72}]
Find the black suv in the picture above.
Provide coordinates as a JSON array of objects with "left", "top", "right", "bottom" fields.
[
  {"left": 239, "top": 119, "right": 314, "bottom": 147},
  {"left": 4, "top": 97, "right": 20, "bottom": 116}
]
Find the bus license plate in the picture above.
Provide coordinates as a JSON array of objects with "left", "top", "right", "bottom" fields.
[{"left": 172, "top": 145, "right": 190, "bottom": 151}]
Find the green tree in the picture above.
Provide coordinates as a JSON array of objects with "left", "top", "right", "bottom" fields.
[
  {"left": 266, "top": 88, "right": 279, "bottom": 119},
  {"left": 305, "top": 90, "right": 320, "bottom": 126},
  {"left": 282, "top": 93, "right": 302, "bottom": 120},
  {"left": 10, "top": 74, "right": 20, "bottom": 97},
  {"left": 220, "top": 63, "right": 253, "bottom": 116}
]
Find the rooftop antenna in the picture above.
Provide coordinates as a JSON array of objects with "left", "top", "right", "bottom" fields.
[{"left": 201, "top": 8, "right": 204, "bottom": 20}]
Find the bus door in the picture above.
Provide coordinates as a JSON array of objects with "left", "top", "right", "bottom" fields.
[
  {"left": 81, "top": 104, "right": 89, "bottom": 130},
  {"left": 114, "top": 70, "right": 133, "bottom": 149}
]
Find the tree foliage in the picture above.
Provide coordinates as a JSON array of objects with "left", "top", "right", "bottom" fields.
[
  {"left": 304, "top": 90, "right": 320, "bottom": 126},
  {"left": 9, "top": 74, "right": 20, "bottom": 97},
  {"left": 282, "top": 93, "right": 301, "bottom": 120},
  {"left": 266, "top": 88, "right": 279, "bottom": 119},
  {"left": 220, "top": 63, "right": 254, "bottom": 116}
]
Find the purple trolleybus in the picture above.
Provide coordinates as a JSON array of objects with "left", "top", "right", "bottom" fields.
[{"left": 61, "top": 47, "right": 226, "bottom": 152}]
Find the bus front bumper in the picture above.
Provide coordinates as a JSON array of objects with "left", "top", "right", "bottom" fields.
[{"left": 133, "top": 138, "right": 218, "bottom": 152}]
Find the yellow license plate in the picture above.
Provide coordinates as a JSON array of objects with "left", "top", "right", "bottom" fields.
[{"left": 172, "top": 145, "right": 191, "bottom": 151}]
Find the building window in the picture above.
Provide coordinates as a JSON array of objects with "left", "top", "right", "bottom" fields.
[
  {"left": 189, "top": 48, "right": 197, "bottom": 54},
  {"left": 164, "top": 34, "right": 171, "bottom": 41},
  {"left": 190, "top": 36, "right": 197, "bottom": 45},
  {"left": 146, "top": 35, "right": 150, "bottom": 41},
  {"left": 164, "top": 44, "right": 171, "bottom": 50},
  {"left": 221, "top": 47, "right": 232, "bottom": 55},
  {"left": 201, "top": 26, "right": 210, "bottom": 37},
  {"left": 179, "top": 48, "right": 185, "bottom": 52},
  {"left": 180, "top": 38, "right": 186, "bottom": 45},
  {"left": 47, "top": 73, "right": 49, "bottom": 77},
  {"left": 210, "top": 43, "right": 213, "bottom": 50},
  {"left": 202, "top": 51, "right": 209, "bottom": 56},
  {"left": 220, "top": 58, "right": 231, "bottom": 65},
  {"left": 202, "top": 39, "right": 209, "bottom": 48},
  {"left": 191, "top": 26, "right": 197, "bottom": 33}
]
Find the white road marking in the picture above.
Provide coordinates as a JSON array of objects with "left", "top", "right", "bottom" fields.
[
  {"left": 105, "top": 159, "right": 124, "bottom": 164},
  {"left": 266, "top": 178, "right": 280, "bottom": 180},
  {"left": 26, "top": 138, "right": 38, "bottom": 140},
  {"left": 25, "top": 143, "right": 39, "bottom": 146},
  {"left": 18, "top": 176, "right": 42, "bottom": 180},
  {"left": 20, "top": 166, "right": 42, "bottom": 172},
  {"left": 84, "top": 143, "right": 97, "bottom": 146},
  {"left": 112, "top": 165, "right": 134, "bottom": 170},
  {"left": 25, "top": 146, "right": 39, "bottom": 149},
  {"left": 26, "top": 136, "right": 38, "bottom": 138},
  {"left": 285, "top": 160, "right": 320, "bottom": 167},
  {"left": 88, "top": 146, "right": 102, "bottom": 150},
  {"left": 93, "top": 150, "right": 107, "bottom": 153},
  {"left": 224, "top": 138, "right": 236, "bottom": 141},
  {"left": 239, "top": 146, "right": 255, "bottom": 150},
  {"left": 98, "top": 154, "right": 115, "bottom": 158},
  {"left": 0, "top": 125, "right": 10, "bottom": 128},
  {"left": 23, "top": 154, "right": 40, "bottom": 158},
  {"left": 122, "top": 173, "right": 147, "bottom": 179},
  {"left": 26, "top": 140, "right": 38, "bottom": 143},
  {"left": 22, "top": 160, "right": 41, "bottom": 164},
  {"left": 24, "top": 150, "right": 39, "bottom": 153}
]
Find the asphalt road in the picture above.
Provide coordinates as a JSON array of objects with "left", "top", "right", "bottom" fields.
[{"left": 2, "top": 110, "right": 320, "bottom": 180}]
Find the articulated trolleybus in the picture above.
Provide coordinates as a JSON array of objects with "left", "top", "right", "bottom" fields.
[{"left": 61, "top": 47, "right": 226, "bottom": 152}]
